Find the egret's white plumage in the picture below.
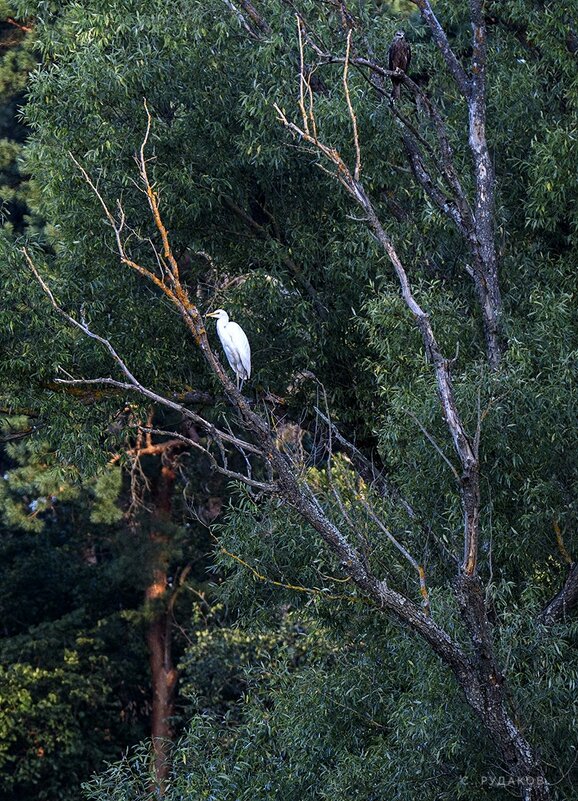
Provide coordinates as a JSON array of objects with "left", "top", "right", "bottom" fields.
[{"left": 206, "top": 309, "right": 251, "bottom": 390}]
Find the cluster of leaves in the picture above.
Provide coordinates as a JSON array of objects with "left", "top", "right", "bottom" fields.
[
  {"left": 0, "top": 412, "right": 259, "bottom": 799},
  {"left": 0, "top": 3, "right": 43, "bottom": 234},
  {"left": 0, "top": 420, "right": 151, "bottom": 801},
  {"left": 86, "top": 600, "right": 541, "bottom": 801}
]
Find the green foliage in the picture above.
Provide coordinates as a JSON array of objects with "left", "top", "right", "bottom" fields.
[
  {"left": 83, "top": 606, "right": 523, "bottom": 801},
  {"left": 0, "top": 411, "right": 234, "bottom": 799},
  {"left": 0, "top": 421, "right": 185, "bottom": 801},
  {"left": 0, "top": 6, "right": 42, "bottom": 234},
  {"left": 90, "top": 463, "right": 123, "bottom": 523},
  {"left": 0, "top": 639, "right": 137, "bottom": 800},
  {"left": 0, "top": 511, "right": 150, "bottom": 801},
  {"left": 0, "top": 416, "right": 124, "bottom": 532},
  {"left": 178, "top": 607, "right": 320, "bottom": 720},
  {"left": 0, "top": 419, "right": 81, "bottom": 532}
]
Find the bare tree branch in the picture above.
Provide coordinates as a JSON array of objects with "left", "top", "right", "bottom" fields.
[
  {"left": 313, "top": 406, "right": 418, "bottom": 522},
  {"left": 68, "top": 113, "right": 267, "bottom": 433},
  {"left": 275, "top": 87, "right": 480, "bottom": 577},
  {"left": 539, "top": 522, "right": 578, "bottom": 625},
  {"left": 406, "top": 0, "right": 502, "bottom": 367},
  {"left": 49, "top": 374, "right": 263, "bottom": 457},
  {"left": 137, "top": 427, "right": 276, "bottom": 491},
  {"left": 19, "top": 261, "right": 267, "bottom": 470},
  {"left": 23, "top": 101, "right": 549, "bottom": 796},
  {"left": 539, "top": 562, "right": 578, "bottom": 625},
  {"left": 238, "top": 0, "right": 271, "bottom": 34},
  {"left": 362, "top": 498, "right": 431, "bottom": 616},
  {"left": 408, "top": 0, "right": 470, "bottom": 96},
  {"left": 343, "top": 30, "right": 361, "bottom": 182},
  {"left": 223, "top": 0, "right": 261, "bottom": 40},
  {"left": 23, "top": 248, "right": 142, "bottom": 389},
  {"left": 407, "top": 410, "right": 461, "bottom": 483},
  {"left": 320, "top": 52, "right": 500, "bottom": 365},
  {"left": 466, "top": 0, "right": 502, "bottom": 369},
  {"left": 5, "top": 16, "right": 33, "bottom": 33}
]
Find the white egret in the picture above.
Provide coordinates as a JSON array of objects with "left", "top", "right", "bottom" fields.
[{"left": 206, "top": 309, "right": 251, "bottom": 390}]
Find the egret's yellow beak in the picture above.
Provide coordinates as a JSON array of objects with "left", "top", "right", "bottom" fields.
[{"left": 205, "top": 311, "right": 219, "bottom": 318}]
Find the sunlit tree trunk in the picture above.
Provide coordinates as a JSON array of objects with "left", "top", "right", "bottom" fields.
[{"left": 144, "top": 458, "right": 179, "bottom": 794}]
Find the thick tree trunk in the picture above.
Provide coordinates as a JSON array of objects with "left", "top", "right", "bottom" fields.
[
  {"left": 460, "top": 671, "right": 550, "bottom": 800},
  {"left": 455, "top": 576, "right": 550, "bottom": 800},
  {"left": 145, "top": 460, "right": 179, "bottom": 795},
  {"left": 468, "top": 98, "right": 502, "bottom": 371},
  {"left": 145, "top": 571, "right": 178, "bottom": 792},
  {"left": 277, "top": 457, "right": 551, "bottom": 799}
]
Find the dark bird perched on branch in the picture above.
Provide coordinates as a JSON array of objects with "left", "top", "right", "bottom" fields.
[{"left": 388, "top": 30, "right": 411, "bottom": 101}]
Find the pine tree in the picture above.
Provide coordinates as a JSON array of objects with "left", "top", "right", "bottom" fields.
[
  {"left": 0, "top": 5, "right": 41, "bottom": 234},
  {"left": 0, "top": 418, "right": 151, "bottom": 801}
]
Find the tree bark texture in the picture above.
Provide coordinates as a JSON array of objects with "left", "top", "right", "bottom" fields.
[
  {"left": 145, "top": 458, "right": 179, "bottom": 794},
  {"left": 539, "top": 561, "right": 578, "bottom": 625}
]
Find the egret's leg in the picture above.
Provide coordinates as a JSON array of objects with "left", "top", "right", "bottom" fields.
[{"left": 239, "top": 379, "right": 244, "bottom": 394}]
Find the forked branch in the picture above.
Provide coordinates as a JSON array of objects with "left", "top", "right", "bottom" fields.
[
  {"left": 23, "top": 107, "right": 482, "bottom": 721},
  {"left": 275, "top": 34, "right": 480, "bottom": 578},
  {"left": 23, "top": 247, "right": 270, "bottom": 489},
  {"left": 23, "top": 108, "right": 555, "bottom": 794},
  {"left": 410, "top": 0, "right": 502, "bottom": 367},
  {"left": 408, "top": 0, "right": 470, "bottom": 95}
]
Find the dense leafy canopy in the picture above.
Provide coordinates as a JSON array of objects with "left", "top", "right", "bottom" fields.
[{"left": 0, "top": 422, "right": 150, "bottom": 800}]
